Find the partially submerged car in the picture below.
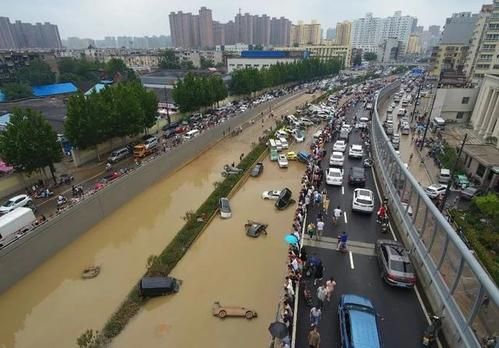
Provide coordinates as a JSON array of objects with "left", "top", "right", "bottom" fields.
[
  {"left": 212, "top": 301, "right": 257, "bottom": 319},
  {"left": 250, "top": 162, "right": 264, "bottom": 177},
  {"left": 262, "top": 190, "right": 281, "bottom": 200},
  {"left": 297, "top": 151, "right": 311, "bottom": 164},
  {"left": 218, "top": 197, "right": 232, "bottom": 219},
  {"left": 138, "top": 276, "right": 181, "bottom": 298},
  {"left": 244, "top": 220, "right": 268, "bottom": 238},
  {"left": 275, "top": 188, "right": 295, "bottom": 210},
  {"left": 287, "top": 151, "right": 298, "bottom": 160}
]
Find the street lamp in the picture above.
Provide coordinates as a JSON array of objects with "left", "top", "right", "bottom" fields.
[
  {"left": 419, "top": 79, "right": 439, "bottom": 151},
  {"left": 439, "top": 133, "right": 468, "bottom": 211}
]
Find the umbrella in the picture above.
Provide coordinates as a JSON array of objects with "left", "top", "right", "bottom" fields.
[
  {"left": 308, "top": 255, "right": 321, "bottom": 266},
  {"left": 268, "top": 321, "right": 288, "bottom": 339},
  {"left": 284, "top": 234, "right": 299, "bottom": 245}
]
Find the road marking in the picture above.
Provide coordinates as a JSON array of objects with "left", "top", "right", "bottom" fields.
[
  {"left": 341, "top": 186, "right": 345, "bottom": 195},
  {"left": 303, "top": 238, "right": 375, "bottom": 257},
  {"left": 344, "top": 212, "right": 348, "bottom": 223},
  {"left": 349, "top": 251, "right": 355, "bottom": 269}
]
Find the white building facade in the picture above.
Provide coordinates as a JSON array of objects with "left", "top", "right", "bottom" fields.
[
  {"left": 226, "top": 57, "right": 300, "bottom": 73},
  {"left": 470, "top": 74, "right": 499, "bottom": 146},
  {"left": 350, "top": 11, "right": 417, "bottom": 52}
]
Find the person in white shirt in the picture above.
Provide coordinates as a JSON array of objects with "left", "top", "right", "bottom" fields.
[
  {"left": 316, "top": 220, "right": 325, "bottom": 240},
  {"left": 333, "top": 206, "right": 342, "bottom": 224}
]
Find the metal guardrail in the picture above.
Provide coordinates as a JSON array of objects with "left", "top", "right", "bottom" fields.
[{"left": 372, "top": 82, "right": 499, "bottom": 347}]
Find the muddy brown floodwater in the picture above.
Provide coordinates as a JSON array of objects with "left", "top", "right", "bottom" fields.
[{"left": 0, "top": 93, "right": 315, "bottom": 348}]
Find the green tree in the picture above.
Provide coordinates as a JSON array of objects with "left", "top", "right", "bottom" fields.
[
  {"left": 352, "top": 54, "right": 362, "bottom": 66},
  {"left": 200, "top": 56, "right": 214, "bottom": 69},
  {"left": 473, "top": 193, "right": 499, "bottom": 225},
  {"left": 159, "top": 49, "right": 180, "bottom": 69},
  {"left": 17, "top": 59, "right": 55, "bottom": 85},
  {"left": 57, "top": 57, "right": 103, "bottom": 84},
  {"left": 1, "top": 83, "right": 32, "bottom": 100},
  {"left": 172, "top": 73, "right": 227, "bottom": 112},
  {"left": 363, "top": 52, "right": 378, "bottom": 62},
  {"left": 105, "top": 58, "right": 137, "bottom": 81},
  {"left": 0, "top": 108, "right": 62, "bottom": 182}
]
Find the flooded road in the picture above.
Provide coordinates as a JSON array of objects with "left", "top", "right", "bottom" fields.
[
  {"left": 0, "top": 93, "right": 314, "bottom": 348},
  {"left": 111, "top": 146, "right": 310, "bottom": 348}
]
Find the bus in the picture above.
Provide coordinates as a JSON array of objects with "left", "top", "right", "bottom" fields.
[{"left": 269, "top": 139, "right": 279, "bottom": 161}]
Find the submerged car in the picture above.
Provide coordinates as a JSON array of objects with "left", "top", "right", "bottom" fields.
[
  {"left": 212, "top": 301, "right": 257, "bottom": 319},
  {"left": 218, "top": 197, "right": 232, "bottom": 219},
  {"left": 250, "top": 162, "right": 264, "bottom": 177},
  {"left": 297, "top": 151, "right": 311, "bottom": 164},
  {"left": 244, "top": 220, "right": 268, "bottom": 238},
  {"left": 262, "top": 190, "right": 281, "bottom": 200},
  {"left": 278, "top": 154, "right": 289, "bottom": 168},
  {"left": 275, "top": 188, "right": 295, "bottom": 210},
  {"left": 138, "top": 276, "right": 181, "bottom": 298},
  {"left": 375, "top": 239, "right": 416, "bottom": 288},
  {"left": 287, "top": 151, "right": 298, "bottom": 160}
]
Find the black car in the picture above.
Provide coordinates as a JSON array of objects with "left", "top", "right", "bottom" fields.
[
  {"left": 250, "top": 162, "right": 264, "bottom": 177},
  {"left": 348, "top": 166, "right": 367, "bottom": 186},
  {"left": 275, "top": 188, "right": 295, "bottom": 210},
  {"left": 138, "top": 276, "right": 181, "bottom": 297}
]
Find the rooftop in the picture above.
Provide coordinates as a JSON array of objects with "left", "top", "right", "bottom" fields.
[{"left": 463, "top": 144, "right": 499, "bottom": 167}]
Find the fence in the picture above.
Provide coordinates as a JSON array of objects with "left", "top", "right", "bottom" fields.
[{"left": 371, "top": 82, "right": 499, "bottom": 347}]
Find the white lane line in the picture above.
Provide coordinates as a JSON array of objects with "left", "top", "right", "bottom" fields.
[
  {"left": 341, "top": 186, "right": 345, "bottom": 195},
  {"left": 414, "top": 284, "right": 443, "bottom": 348},
  {"left": 349, "top": 251, "right": 355, "bottom": 269},
  {"left": 344, "top": 212, "right": 348, "bottom": 224}
]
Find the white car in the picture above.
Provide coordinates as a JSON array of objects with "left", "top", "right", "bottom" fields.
[
  {"left": 0, "top": 194, "right": 34, "bottom": 214},
  {"left": 425, "top": 184, "right": 447, "bottom": 199},
  {"left": 292, "top": 129, "right": 305, "bottom": 143},
  {"left": 326, "top": 168, "right": 344, "bottom": 186},
  {"left": 341, "top": 124, "right": 353, "bottom": 133},
  {"left": 333, "top": 140, "right": 347, "bottom": 152},
  {"left": 276, "top": 129, "right": 289, "bottom": 138},
  {"left": 352, "top": 188, "right": 375, "bottom": 213},
  {"left": 300, "top": 117, "right": 314, "bottom": 126},
  {"left": 348, "top": 144, "right": 363, "bottom": 159},
  {"left": 144, "top": 136, "right": 158, "bottom": 150},
  {"left": 262, "top": 190, "right": 281, "bottom": 200},
  {"left": 278, "top": 154, "right": 288, "bottom": 168},
  {"left": 329, "top": 152, "right": 345, "bottom": 166}
]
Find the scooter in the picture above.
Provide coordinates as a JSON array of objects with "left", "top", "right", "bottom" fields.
[
  {"left": 363, "top": 158, "right": 374, "bottom": 167},
  {"left": 422, "top": 315, "right": 443, "bottom": 346},
  {"left": 378, "top": 216, "right": 389, "bottom": 233}
]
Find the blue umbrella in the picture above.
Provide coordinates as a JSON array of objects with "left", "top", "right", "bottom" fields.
[{"left": 284, "top": 234, "right": 299, "bottom": 245}]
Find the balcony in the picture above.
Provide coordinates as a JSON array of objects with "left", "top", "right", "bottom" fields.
[{"left": 479, "top": 48, "right": 496, "bottom": 52}]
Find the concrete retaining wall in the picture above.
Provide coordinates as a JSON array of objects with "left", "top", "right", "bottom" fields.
[{"left": 0, "top": 92, "right": 302, "bottom": 294}]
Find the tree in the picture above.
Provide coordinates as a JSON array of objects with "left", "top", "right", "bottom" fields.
[
  {"left": 57, "top": 57, "right": 103, "bottom": 84},
  {"left": 159, "top": 49, "right": 180, "bottom": 69},
  {"left": 172, "top": 73, "right": 227, "bottom": 112},
  {"left": 0, "top": 108, "right": 62, "bottom": 182},
  {"left": 17, "top": 59, "right": 55, "bottom": 85},
  {"left": 352, "top": 54, "right": 362, "bottom": 66},
  {"left": 200, "top": 56, "right": 214, "bottom": 69},
  {"left": 105, "top": 58, "right": 137, "bottom": 81},
  {"left": 1, "top": 83, "right": 32, "bottom": 100},
  {"left": 363, "top": 52, "right": 378, "bottom": 62}
]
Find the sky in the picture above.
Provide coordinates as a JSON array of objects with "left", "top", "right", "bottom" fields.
[{"left": 0, "top": 0, "right": 487, "bottom": 39}]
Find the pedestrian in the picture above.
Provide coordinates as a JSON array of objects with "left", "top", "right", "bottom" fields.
[
  {"left": 316, "top": 219, "right": 324, "bottom": 240},
  {"left": 325, "top": 277, "right": 336, "bottom": 302},
  {"left": 307, "top": 223, "right": 316, "bottom": 239},
  {"left": 316, "top": 284, "right": 327, "bottom": 309},
  {"left": 314, "top": 260, "right": 324, "bottom": 285},
  {"left": 322, "top": 195, "right": 330, "bottom": 215},
  {"left": 309, "top": 307, "right": 322, "bottom": 327},
  {"left": 333, "top": 206, "right": 342, "bottom": 224},
  {"left": 308, "top": 325, "right": 321, "bottom": 348},
  {"left": 240, "top": 153, "right": 244, "bottom": 161}
]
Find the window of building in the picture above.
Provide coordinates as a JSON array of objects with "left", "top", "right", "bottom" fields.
[
  {"left": 456, "top": 112, "right": 464, "bottom": 119},
  {"left": 462, "top": 97, "right": 470, "bottom": 104},
  {"left": 494, "top": 65, "right": 499, "bottom": 70},
  {"left": 476, "top": 164, "right": 486, "bottom": 177},
  {"left": 477, "top": 64, "right": 491, "bottom": 69}
]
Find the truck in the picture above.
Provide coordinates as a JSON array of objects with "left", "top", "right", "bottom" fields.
[
  {"left": 133, "top": 144, "right": 153, "bottom": 159},
  {"left": 0, "top": 207, "right": 36, "bottom": 248}
]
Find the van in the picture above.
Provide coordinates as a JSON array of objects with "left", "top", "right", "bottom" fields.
[
  {"left": 144, "top": 136, "right": 158, "bottom": 150},
  {"left": 0, "top": 207, "right": 36, "bottom": 248},
  {"left": 275, "top": 139, "right": 283, "bottom": 151},
  {"left": 431, "top": 117, "right": 446, "bottom": 132},
  {"left": 279, "top": 137, "right": 289, "bottom": 149},
  {"left": 439, "top": 168, "right": 451, "bottom": 184},
  {"left": 138, "top": 276, "right": 180, "bottom": 298},
  {"left": 108, "top": 147, "right": 130, "bottom": 163},
  {"left": 183, "top": 129, "right": 200, "bottom": 140},
  {"left": 338, "top": 294, "right": 383, "bottom": 348}
]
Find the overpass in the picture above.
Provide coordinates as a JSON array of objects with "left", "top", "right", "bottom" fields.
[{"left": 372, "top": 82, "right": 498, "bottom": 347}]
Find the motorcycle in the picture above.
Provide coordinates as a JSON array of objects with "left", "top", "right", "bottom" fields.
[
  {"left": 422, "top": 315, "right": 443, "bottom": 347},
  {"left": 221, "top": 164, "right": 243, "bottom": 177},
  {"left": 363, "top": 158, "right": 374, "bottom": 167},
  {"left": 378, "top": 216, "right": 389, "bottom": 233},
  {"left": 34, "top": 189, "right": 54, "bottom": 199}
]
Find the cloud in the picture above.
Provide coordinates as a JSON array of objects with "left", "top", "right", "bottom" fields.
[{"left": 0, "top": 0, "right": 486, "bottom": 38}]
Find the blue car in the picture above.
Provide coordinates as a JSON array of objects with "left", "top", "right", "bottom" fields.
[
  {"left": 338, "top": 294, "right": 383, "bottom": 348},
  {"left": 297, "top": 151, "right": 311, "bottom": 164}
]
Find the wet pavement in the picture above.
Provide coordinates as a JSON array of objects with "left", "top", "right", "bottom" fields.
[
  {"left": 0, "top": 92, "right": 315, "bottom": 348},
  {"left": 294, "top": 102, "right": 428, "bottom": 347}
]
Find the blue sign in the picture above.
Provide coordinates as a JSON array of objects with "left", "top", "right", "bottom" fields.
[{"left": 411, "top": 68, "right": 424, "bottom": 76}]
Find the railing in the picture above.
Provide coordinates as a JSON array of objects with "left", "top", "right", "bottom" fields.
[{"left": 371, "top": 82, "right": 499, "bottom": 348}]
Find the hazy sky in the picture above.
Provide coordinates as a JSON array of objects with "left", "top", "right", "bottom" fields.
[{"left": 0, "top": 0, "right": 486, "bottom": 38}]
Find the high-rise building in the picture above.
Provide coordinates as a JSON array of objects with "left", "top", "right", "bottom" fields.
[
  {"left": 270, "top": 17, "right": 291, "bottom": 46},
  {"left": 198, "top": 6, "right": 214, "bottom": 48},
  {"left": 350, "top": 11, "right": 417, "bottom": 52},
  {"left": 406, "top": 34, "right": 422, "bottom": 54},
  {"left": 465, "top": 1, "right": 499, "bottom": 84},
  {"left": 326, "top": 28, "right": 336, "bottom": 41},
  {"left": 414, "top": 26, "right": 424, "bottom": 33},
  {"left": 335, "top": 21, "right": 351, "bottom": 46},
  {"left": 290, "top": 20, "right": 321, "bottom": 46},
  {"left": 377, "top": 38, "right": 402, "bottom": 62},
  {"left": 0, "top": 17, "right": 62, "bottom": 49},
  {"left": 429, "top": 25, "right": 441, "bottom": 37}
]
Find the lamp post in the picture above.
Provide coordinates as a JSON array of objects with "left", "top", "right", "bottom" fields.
[
  {"left": 164, "top": 85, "right": 171, "bottom": 125},
  {"left": 419, "top": 80, "right": 439, "bottom": 151},
  {"left": 439, "top": 133, "right": 468, "bottom": 211}
]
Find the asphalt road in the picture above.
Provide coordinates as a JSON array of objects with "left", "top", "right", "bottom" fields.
[{"left": 295, "top": 102, "right": 429, "bottom": 348}]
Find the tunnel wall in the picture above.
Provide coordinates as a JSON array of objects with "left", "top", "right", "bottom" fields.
[{"left": 0, "top": 92, "right": 302, "bottom": 294}]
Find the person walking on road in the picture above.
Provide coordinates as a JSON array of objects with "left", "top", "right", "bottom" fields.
[
  {"left": 316, "top": 219, "right": 324, "bottom": 240},
  {"left": 309, "top": 307, "right": 322, "bottom": 327},
  {"left": 308, "top": 325, "right": 321, "bottom": 348},
  {"left": 316, "top": 284, "right": 327, "bottom": 309},
  {"left": 333, "top": 206, "right": 342, "bottom": 224},
  {"left": 307, "top": 223, "right": 316, "bottom": 239},
  {"left": 325, "top": 277, "right": 337, "bottom": 302},
  {"left": 322, "top": 193, "right": 330, "bottom": 216}
]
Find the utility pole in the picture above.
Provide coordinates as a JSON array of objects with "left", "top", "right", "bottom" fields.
[
  {"left": 164, "top": 86, "right": 171, "bottom": 125},
  {"left": 439, "top": 133, "right": 468, "bottom": 211},
  {"left": 411, "top": 76, "right": 424, "bottom": 122},
  {"left": 419, "top": 81, "right": 438, "bottom": 151}
]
